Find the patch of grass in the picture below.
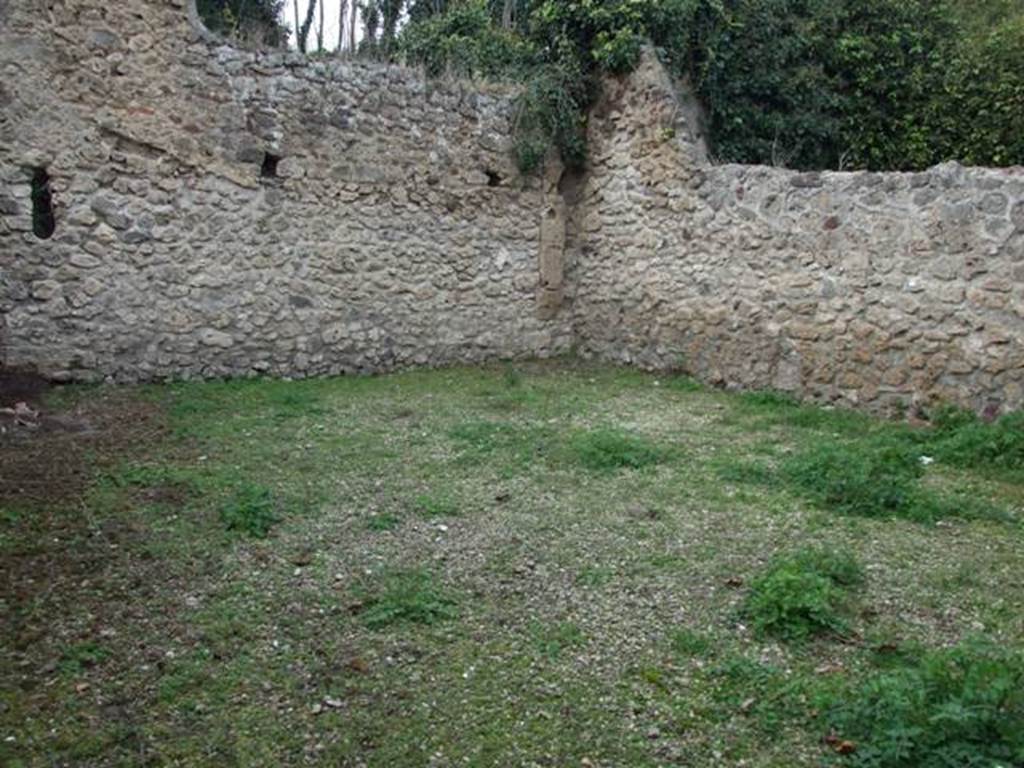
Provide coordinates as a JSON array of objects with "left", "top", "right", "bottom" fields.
[
  {"left": 449, "top": 420, "right": 554, "bottom": 468},
  {"left": 737, "top": 390, "right": 875, "bottom": 434},
  {"left": 825, "top": 640, "right": 1024, "bottom": 767},
  {"left": 502, "top": 363, "right": 523, "bottom": 389},
  {"left": 744, "top": 548, "right": 864, "bottom": 641},
  {"left": 570, "top": 427, "right": 666, "bottom": 471},
  {"left": 413, "top": 491, "right": 459, "bottom": 518},
  {"left": 702, "top": 655, "right": 817, "bottom": 731},
  {"left": 357, "top": 569, "right": 458, "bottom": 629},
  {"left": 780, "top": 441, "right": 1004, "bottom": 523},
  {"left": 450, "top": 421, "right": 517, "bottom": 453},
  {"left": 926, "top": 407, "right": 1024, "bottom": 477},
  {"left": 269, "top": 387, "right": 324, "bottom": 420},
  {"left": 366, "top": 512, "right": 403, "bottom": 531},
  {"left": 58, "top": 642, "right": 110, "bottom": 676},
  {"left": 741, "top": 390, "right": 801, "bottom": 409},
  {"left": 576, "top": 565, "right": 615, "bottom": 587},
  {"left": 664, "top": 375, "right": 704, "bottom": 392},
  {"left": 109, "top": 463, "right": 194, "bottom": 489},
  {"left": 219, "top": 484, "right": 279, "bottom": 538},
  {"left": 670, "top": 628, "right": 714, "bottom": 658},
  {"left": 529, "top": 621, "right": 584, "bottom": 660},
  {"left": 7, "top": 363, "right": 1024, "bottom": 768},
  {"left": 714, "top": 458, "right": 776, "bottom": 485}
]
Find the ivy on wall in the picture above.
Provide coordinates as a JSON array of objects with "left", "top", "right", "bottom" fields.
[{"left": 396, "top": 0, "right": 1024, "bottom": 173}]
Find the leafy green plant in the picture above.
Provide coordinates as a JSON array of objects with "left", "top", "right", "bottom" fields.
[
  {"left": 512, "top": 63, "right": 590, "bottom": 173},
  {"left": 219, "top": 484, "right": 279, "bottom": 538},
  {"left": 570, "top": 427, "right": 665, "bottom": 471},
  {"left": 399, "top": 0, "right": 538, "bottom": 79},
  {"left": 743, "top": 548, "right": 864, "bottom": 641},
  {"left": 825, "top": 640, "right": 1024, "bottom": 767},
  {"left": 358, "top": 569, "right": 458, "bottom": 629}
]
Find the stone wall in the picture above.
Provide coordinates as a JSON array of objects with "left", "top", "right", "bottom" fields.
[
  {"left": 571, "top": 54, "right": 1024, "bottom": 414},
  {"left": 0, "top": 0, "right": 571, "bottom": 382},
  {"left": 2, "top": 5, "right": 1022, "bottom": 414}
]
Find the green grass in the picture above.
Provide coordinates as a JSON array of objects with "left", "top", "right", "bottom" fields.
[
  {"left": 58, "top": 642, "right": 111, "bottom": 676},
  {"left": 366, "top": 511, "right": 403, "bottom": 531},
  {"left": 529, "top": 620, "right": 585, "bottom": 659},
  {"left": 569, "top": 426, "right": 667, "bottom": 471},
  {"left": 413, "top": 491, "right": 460, "bottom": 518},
  {"left": 219, "top": 484, "right": 279, "bottom": 537},
  {"left": 744, "top": 548, "right": 865, "bottom": 641},
  {"left": 926, "top": 407, "right": 1024, "bottom": 477},
  {"left": 3, "top": 362, "right": 1023, "bottom": 767},
  {"left": 356, "top": 569, "right": 458, "bottom": 629},
  {"left": 824, "top": 640, "right": 1024, "bottom": 767},
  {"left": 670, "top": 628, "right": 714, "bottom": 658}
]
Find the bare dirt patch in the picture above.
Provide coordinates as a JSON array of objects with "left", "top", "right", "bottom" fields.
[{"left": 0, "top": 384, "right": 167, "bottom": 508}]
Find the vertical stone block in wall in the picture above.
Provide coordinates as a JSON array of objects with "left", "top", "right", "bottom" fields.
[{"left": 537, "top": 159, "right": 566, "bottom": 319}]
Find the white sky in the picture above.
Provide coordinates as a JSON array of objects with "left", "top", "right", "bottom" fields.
[{"left": 282, "top": 0, "right": 349, "bottom": 50}]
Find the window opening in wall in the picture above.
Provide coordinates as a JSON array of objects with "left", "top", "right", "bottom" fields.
[
  {"left": 30, "top": 168, "right": 55, "bottom": 240},
  {"left": 485, "top": 169, "right": 503, "bottom": 188},
  {"left": 260, "top": 153, "right": 281, "bottom": 179}
]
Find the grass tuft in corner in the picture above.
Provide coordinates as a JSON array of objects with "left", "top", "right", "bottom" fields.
[{"left": 744, "top": 548, "right": 865, "bottom": 641}]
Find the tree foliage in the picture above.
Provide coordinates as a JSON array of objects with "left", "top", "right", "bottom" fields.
[
  {"left": 196, "top": 0, "right": 290, "bottom": 47},
  {"left": 396, "top": 0, "right": 1024, "bottom": 173}
]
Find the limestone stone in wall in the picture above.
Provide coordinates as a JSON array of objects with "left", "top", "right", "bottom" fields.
[{"left": 572, "top": 51, "right": 1024, "bottom": 414}]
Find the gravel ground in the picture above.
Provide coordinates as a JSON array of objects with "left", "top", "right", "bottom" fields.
[{"left": 2, "top": 361, "right": 1021, "bottom": 766}]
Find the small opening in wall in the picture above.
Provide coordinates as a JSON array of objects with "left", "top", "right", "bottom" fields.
[
  {"left": 485, "top": 169, "right": 502, "bottom": 188},
  {"left": 31, "top": 168, "right": 55, "bottom": 240},
  {"left": 260, "top": 153, "right": 281, "bottom": 179}
]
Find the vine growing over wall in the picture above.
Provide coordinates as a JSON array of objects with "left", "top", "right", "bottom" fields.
[{"left": 396, "top": 0, "right": 1024, "bottom": 174}]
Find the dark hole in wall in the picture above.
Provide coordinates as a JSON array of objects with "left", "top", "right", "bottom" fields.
[
  {"left": 30, "top": 168, "right": 55, "bottom": 240},
  {"left": 485, "top": 169, "right": 502, "bottom": 187},
  {"left": 260, "top": 153, "right": 281, "bottom": 179}
]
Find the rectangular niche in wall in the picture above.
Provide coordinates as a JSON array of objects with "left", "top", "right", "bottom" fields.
[
  {"left": 260, "top": 153, "right": 281, "bottom": 180},
  {"left": 31, "top": 168, "right": 55, "bottom": 239}
]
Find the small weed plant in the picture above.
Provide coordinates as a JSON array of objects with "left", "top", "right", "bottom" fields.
[
  {"left": 744, "top": 548, "right": 865, "bottom": 641},
  {"left": 358, "top": 570, "right": 458, "bottom": 629},
  {"left": 219, "top": 484, "right": 279, "bottom": 538},
  {"left": 825, "top": 640, "right": 1024, "bottom": 767}
]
